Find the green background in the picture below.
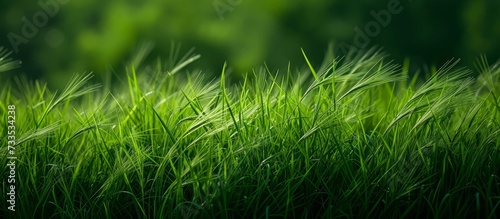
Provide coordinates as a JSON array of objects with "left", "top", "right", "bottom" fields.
[{"left": 1, "top": 0, "right": 499, "bottom": 87}]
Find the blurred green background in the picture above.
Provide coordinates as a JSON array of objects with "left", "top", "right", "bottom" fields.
[{"left": 1, "top": 0, "right": 499, "bottom": 87}]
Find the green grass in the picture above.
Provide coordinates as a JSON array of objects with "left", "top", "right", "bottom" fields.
[{"left": 1, "top": 47, "right": 500, "bottom": 218}]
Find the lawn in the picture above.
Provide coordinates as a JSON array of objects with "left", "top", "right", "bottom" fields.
[{"left": 1, "top": 47, "right": 499, "bottom": 218}]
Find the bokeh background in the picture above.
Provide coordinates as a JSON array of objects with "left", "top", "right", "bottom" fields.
[{"left": 1, "top": 0, "right": 499, "bottom": 87}]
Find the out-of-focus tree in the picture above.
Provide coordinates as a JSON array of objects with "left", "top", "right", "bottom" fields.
[{"left": 1, "top": 0, "right": 499, "bottom": 87}]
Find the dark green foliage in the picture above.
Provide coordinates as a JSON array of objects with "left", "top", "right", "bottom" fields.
[{"left": 1, "top": 49, "right": 499, "bottom": 218}]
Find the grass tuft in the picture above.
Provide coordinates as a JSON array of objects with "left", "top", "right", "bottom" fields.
[{"left": 1, "top": 48, "right": 499, "bottom": 218}]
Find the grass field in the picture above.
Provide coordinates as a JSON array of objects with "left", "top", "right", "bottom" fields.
[{"left": 1, "top": 47, "right": 500, "bottom": 218}]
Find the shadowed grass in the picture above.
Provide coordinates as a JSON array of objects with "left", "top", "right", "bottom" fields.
[{"left": 1, "top": 47, "right": 499, "bottom": 218}]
